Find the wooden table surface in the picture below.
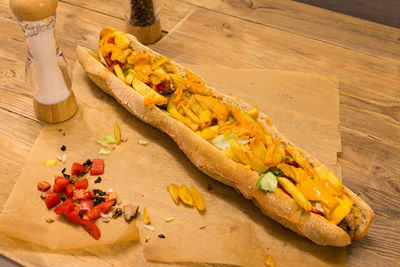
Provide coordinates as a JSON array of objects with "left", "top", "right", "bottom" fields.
[{"left": 0, "top": 0, "right": 399, "bottom": 266}]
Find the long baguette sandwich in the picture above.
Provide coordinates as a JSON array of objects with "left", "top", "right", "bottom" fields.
[{"left": 77, "top": 27, "right": 374, "bottom": 246}]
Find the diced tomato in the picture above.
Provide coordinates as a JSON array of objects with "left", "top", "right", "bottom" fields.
[
  {"left": 65, "top": 184, "right": 75, "bottom": 198},
  {"left": 90, "top": 159, "right": 104, "bottom": 175},
  {"left": 37, "top": 181, "right": 51, "bottom": 192},
  {"left": 311, "top": 208, "right": 325, "bottom": 216},
  {"left": 73, "top": 189, "right": 86, "bottom": 200},
  {"left": 88, "top": 191, "right": 97, "bottom": 199},
  {"left": 86, "top": 200, "right": 115, "bottom": 220},
  {"left": 44, "top": 191, "right": 61, "bottom": 209},
  {"left": 107, "top": 38, "right": 114, "bottom": 44},
  {"left": 74, "top": 178, "right": 88, "bottom": 190},
  {"left": 80, "top": 200, "right": 94, "bottom": 213},
  {"left": 54, "top": 198, "right": 75, "bottom": 215},
  {"left": 65, "top": 209, "right": 81, "bottom": 223},
  {"left": 71, "top": 162, "right": 85, "bottom": 176},
  {"left": 53, "top": 176, "right": 69, "bottom": 193},
  {"left": 152, "top": 82, "right": 167, "bottom": 93},
  {"left": 79, "top": 219, "right": 101, "bottom": 240}
]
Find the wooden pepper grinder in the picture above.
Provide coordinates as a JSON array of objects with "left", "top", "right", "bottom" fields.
[
  {"left": 123, "top": 0, "right": 162, "bottom": 44},
  {"left": 10, "top": 0, "right": 77, "bottom": 123}
]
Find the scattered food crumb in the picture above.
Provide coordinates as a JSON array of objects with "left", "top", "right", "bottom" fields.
[
  {"left": 165, "top": 217, "right": 175, "bottom": 223},
  {"left": 99, "top": 148, "right": 112, "bottom": 155},
  {"left": 57, "top": 154, "right": 67, "bottom": 164},
  {"left": 144, "top": 225, "right": 154, "bottom": 231},
  {"left": 264, "top": 255, "right": 274, "bottom": 267},
  {"left": 207, "top": 184, "right": 212, "bottom": 191},
  {"left": 138, "top": 140, "right": 148, "bottom": 146},
  {"left": 123, "top": 204, "right": 139, "bottom": 222},
  {"left": 60, "top": 145, "right": 66, "bottom": 151},
  {"left": 45, "top": 218, "right": 54, "bottom": 223},
  {"left": 94, "top": 177, "right": 102, "bottom": 183},
  {"left": 145, "top": 235, "right": 150, "bottom": 242},
  {"left": 58, "top": 129, "right": 62, "bottom": 132},
  {"left": 158, "top": 234, "right": 165, "bottom": 239},
  {"left": 199, "top": 225, "right": 207, "bottom": 230},
  {"left": 60, "top": 197, "right": 66, "bottom": 202},
  {"left": 46, "top": 159, "right": 57, "bottom": 167},
  {"left": 63, "top": 133, "right": 66, "bottom": 136},
  {"left": 112, "top": 208, "right": 123, "bottom": 219},
  {"left": 40, "top": 192, "right": 47, "bottom": 199},
  {"left": 61, "top": 168, "right": 66, "bottom": 173}
]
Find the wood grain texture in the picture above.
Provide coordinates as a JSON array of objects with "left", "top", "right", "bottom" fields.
[
  {"left": 150, "top": 8, "right": 400, "bottom": 267},
  {"left": 177, "top": 0, "right": 400, "bottom": 62},
  {"left": 294, "top": 0, "right": 400, "bottom": 29},
  {"left": 60, "top": 0, "right": 194, "bottom": 33}
]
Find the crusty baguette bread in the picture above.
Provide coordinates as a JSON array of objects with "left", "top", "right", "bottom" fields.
[{"left": 76, "top": 34, "right": 373, "bottom": 246}]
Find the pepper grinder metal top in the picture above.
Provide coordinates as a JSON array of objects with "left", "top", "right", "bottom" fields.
[{"left": 10, "top": 0, "right": 77, "bottom": 123}]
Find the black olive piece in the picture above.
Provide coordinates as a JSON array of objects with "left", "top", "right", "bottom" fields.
[
  {"left": 61, "top": 168, "right": 66, "bottom": 173},
  {"left": 158, "top": 234, "right": 165, "bottom": 239},
  {"left": 83, "top": 159, "right": 92, "bottom": 166},
  {"left": 79, "top": 213, "right": 84, "bottom": 219},
  {"left": 60, "top": 197, "right": 66, "bottom": 202},
  {"left": 60, "top": 145, "right": 66, "bottom": 151},
  {"left": 63, "top": 173, "right": 70, "bottom": 179},
  {"left": 94, "top": 177, "right": 102, "bottom": 183}
]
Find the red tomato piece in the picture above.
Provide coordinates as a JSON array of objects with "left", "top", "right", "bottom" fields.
[
  {"left": 71, "top": 162, "right": 85, "bottom": 176},
  {"left": 80, "top": 200, "right": 94, "bottom": 213},
  {"left": 79, "top": 219, "right": 101, "bottom": 240},
  {"left": 311, "top": 208, "right": 325, "bottom": 216},
  {"left": 107, "top": 38, "right": 114, "bottom": 44},
  {"left": 44, "top": 191, "right": 61, "bottom": 209},
  {"left": 37, "top": 181, "right": 51, "bottom": 192},
  {"left": 73, "top": 189, "right": 86, "bottom": 200},
  {"left": 53, "top": 176, "right": 69, "bottom": 193},
  {"left": 65, "top": 209, "right": 81, "bottom": 223},
  {"left": 74, "top": 178, "right": 88, "bottom": 190},
  {"left": 90, "top": 159, "right": 104, "bottom": 175},
  {"left": 65, "top": 184, "right": 75, "bottom": 198},
  {"left": 54, "top": 198, "right": 75, "bottom": 215},
  {"left": 86, "top": 200, "right": 115, "bottom": 220}
]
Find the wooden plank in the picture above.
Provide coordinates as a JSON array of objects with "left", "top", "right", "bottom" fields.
[
  {"left": 294, "top": 0, "right": 400, "bottom": 28},
  {"left": 0, "top": 109, "right": 43, "bottom": 212},
  {"left": 149, "top": 8, "right": 400, "bottom": 266},
  {"left": 60, "top": 0, "right": 194, "bottom": 33},
  {"left": 177, "top": 0, "right": 400, "bottom": 62}
]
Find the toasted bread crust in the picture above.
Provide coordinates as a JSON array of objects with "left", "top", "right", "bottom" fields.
[{"left": 76, "top": 35, "right": 373, "bottom": 246}]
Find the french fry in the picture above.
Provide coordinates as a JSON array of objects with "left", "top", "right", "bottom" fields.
[
  {"left": 167, "top": 184, "right": 180, "bottom": 205},
  {"left": 278, "top": 177, "right": 312, "bottom": 212},
  {"left": 178, "top": 185, "right": 194, "bottom": 206},
  {"left": 188, "top": 98, "right": 204, "bottom": 116},
  {"left": 194, "top": 94, "right": 228, "bottom": 123},
  {"left": 152, "top": 57, "right": 169, "bottom": 70},
  {"left": 114, "top": 122, "right": 121, "bottom": 145},
  {"left": 196, "top": 125, "right": 219, "bottom": 140},
  {"left": 113, "top": 65, "right": 125, "bottom": 81},
  {"left": 182, "top": 104, "right": 200, "bottom": 124},
  {"left": 116, "top": 48, "right": 132, "bottom": 63},
  {"left": 132, "top": 78, "right": 168, "bottom": 106},
  {"left": 231, "top": 139, "right": 269, "bottom": 172},
  {"left": 124, "top": 71, "right": 135, "bottom": 85},
  {"left": 190, "top": 186, "right": 206, "bottom": 211},
  {"left": 167, "top": 100, "right": 199, "bottom": 131},
  {"left": 143, "top": 206, "right": 150, "bottom": 225}
]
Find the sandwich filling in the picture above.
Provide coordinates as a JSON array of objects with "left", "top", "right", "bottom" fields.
[{"left": 94, "top": 27, "right": 359, "bottom": 238}]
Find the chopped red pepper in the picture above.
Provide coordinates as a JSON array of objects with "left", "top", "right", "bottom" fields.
[
  {"left": 65, "top": 208, "right": 81, "bottom": 223},
  {"left": 54, "top": 198, "right": 75, "bottom": 215},
  {"left": 80, "top": 199, "right": 94, "bottom": 213},
  {"left": 152, "top": 82, "right": 167, "bottom": 93},
  {"left": 65, "top": 184, "right": 75, "bottom": 198},
  {"left": 74, "top": 178, "right": 88, "bottom": 190},
  {"left": 37, "top": 181, "right": 51, "bottom": 192},
  {"left": 90, "top": 159, "right": 104, "bottom": 175},
  {"left": 79, "top": 219, "right": 101, "bottom": 240},
  {"left": 71, "top": 162, "right": 85, "bottom": 176},
  {"left": 86, "top": 200, "right": 115, "bottom": 220},
  {"left": 107, "top": 38, "right": 115, "bottom": 44},
  {"left": 44, "top": 191, "right": 61, "bottom": 209},
  {"left": 53, "top": 176, "right": 69, "bottom": 193},
  {"left": 311, "top": 208, "right": 325, "bottom": 216}
]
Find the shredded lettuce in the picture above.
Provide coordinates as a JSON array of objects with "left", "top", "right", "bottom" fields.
[
  {"left": 211, "top": 132, "right": 249, "bottom": 150},
  {"left": 98, "top": 148, "right": 112, "bottom": 155},
  {"left": 256, "top": 171, "right": 278, "bottom": 192},
  {"left": 96, "top": 140, "right": 109, "bottom": 147},
  {"left": 104, "top": 133, "right": 116, "bottom": 144},
  {"left": 138, "top": 140, "right": 148, "bottom": 146},
  {"left": 98, "top": 53, "right": 108, "bottom": 67}
]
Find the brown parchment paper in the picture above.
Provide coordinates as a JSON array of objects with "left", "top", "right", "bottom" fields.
[{"left": 0, "top": 63, "right": 344, "bottom": 266}]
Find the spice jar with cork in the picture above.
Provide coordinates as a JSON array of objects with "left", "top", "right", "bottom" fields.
[
  {"left": 9, "top": 0, "right": 77, "bottom": 123},
  {"left": 123, "top": 0, "right": 162, "bottom": 44}
]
